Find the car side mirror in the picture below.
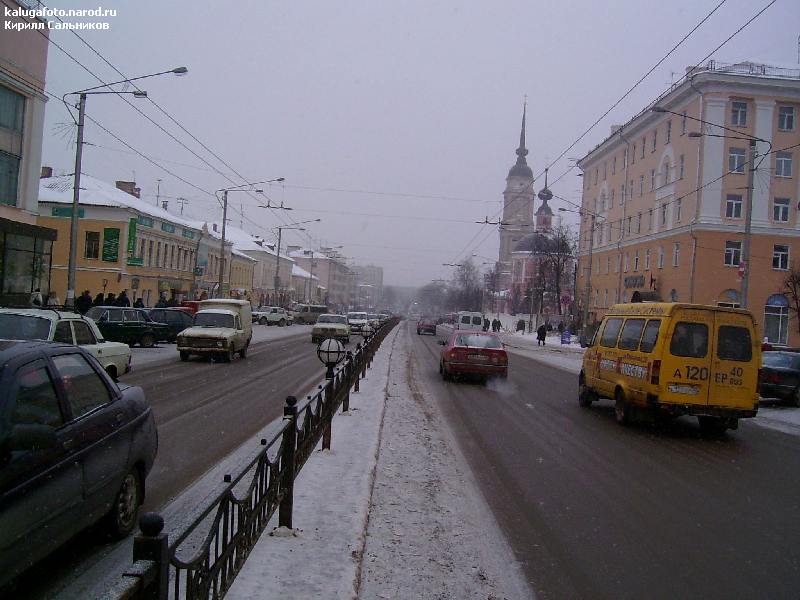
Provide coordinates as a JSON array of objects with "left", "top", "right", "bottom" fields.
[
  {"left": 437, "top": 340, "right": 447, "bottom": 346},
  {"left": 9, "top": 423, "right": 59, "bottom": 452}
]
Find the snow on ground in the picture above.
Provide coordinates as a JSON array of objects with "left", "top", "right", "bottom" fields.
[
  {"left": 129, "top": 324, "right": 311, "bottom": 368},
  {"left": 358, "top": 327, "right": 532, "bottom": 600}
]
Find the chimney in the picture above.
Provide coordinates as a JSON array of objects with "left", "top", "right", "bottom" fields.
[
  {"left": 40, "top": 166, "right": 52, "bottom": 179},
  {"left": 115, "top": 180, "right": 141, "bottom": 198}
]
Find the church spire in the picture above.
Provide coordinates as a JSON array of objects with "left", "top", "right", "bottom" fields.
[{"left": 508, "top": 99, "right": 532, "bottom": 178}]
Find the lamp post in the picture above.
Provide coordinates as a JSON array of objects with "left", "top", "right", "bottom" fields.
[
  {"left": 316, "top": 337, "right": 346, "bottom": 379},
  {"left": 216, "top": 179, "right": 283, "bottom": 298},
  {"left": 653, "top": 106, "right": 770, "bottom": 309},
  {"left": 269, "top": 219, "right": 320, "bottom": 306},
  {"left": 63, "top": 66, "right": 187, "bottom": 308}
]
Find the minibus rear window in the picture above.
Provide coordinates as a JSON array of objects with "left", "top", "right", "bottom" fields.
[
  {"left": 618, "top": 319, "right": 645, "bottom": 350},
  {"left": 669, "top": 322, "right": 708, "bottom": 358},
  {"left": 717, "top": 325, "right": 752, "bottom": 361},
  {"left": 600, "top": 318, "right": 623, "bottom": 348},
  {"left": 639, "top": 319, "right": 661, "bottom": 353}
]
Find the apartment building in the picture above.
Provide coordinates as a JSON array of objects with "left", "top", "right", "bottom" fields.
[
  {"left": 576, "top": 60, "right": 800, "bottom": 345},
  {"left": 0, "top": 1, "right": 56, "bottom": 305}
]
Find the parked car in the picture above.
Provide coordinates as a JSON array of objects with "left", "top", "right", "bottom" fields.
[
  {"left": 311, "top": 314, "right": 350, "bottom": 344},
  {"left": 147, "top": 308, "right": 194, "bottom": 342},
  {"left": 85, "top": 306, "right": 172, "bottom": 348},
  {"left": 0, "top": 340, "right": 157, "bottom": 587},
  {"left": 438, "top": 330, "right": 507, "bottom": 383},
  {"left": 759, "top": 351, "right": 800, "bottom": 406},
  {"left": 176, "top": 299, "right": 252, "bottom": 362},
  {"left": 252, "top": 306, "right": 294, "bottom": 326},
  {"left": 0, "top": 308, "right": 132, "bottom": 380},
  {"left": 417, "top": 317, "right": 437, "bottom": 335}
]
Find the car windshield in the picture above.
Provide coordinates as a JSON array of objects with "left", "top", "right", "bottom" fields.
[
  {"left": 454, "top": 333, "right": 502, "bottom": 349},
  {"left": 0, "top": 314, "right": 51, "bottom": 340},
  {"left": 318, "top": 315, "right": 347, "bottom": 325},
  {"left": 194, "top": 313, "right": 235, "bottom": 328},
  {"left": 85, "top": 307, "right": 104, "bottom": 320},
  {"left": 348, "top": 313, "right": 368, "bottom": 320},
  {"left": 763, "top": 353, "right": 800, "bottom": 369}
]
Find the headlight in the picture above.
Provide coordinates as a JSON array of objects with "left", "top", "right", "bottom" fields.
[{"left": 216, "top": 340, "right": 224, "bottom": 348}]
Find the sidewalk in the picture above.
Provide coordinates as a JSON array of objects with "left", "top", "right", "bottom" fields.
[{"left": 228, "top": 324, "right": 531, "bottom": 599}]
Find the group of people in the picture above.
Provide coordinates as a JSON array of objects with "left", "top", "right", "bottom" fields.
[
  {"left": 481, "top": 318, "right": 503, "bottom": 333},
  {"left": 72, "top": 289, "right": 140, "bottom": 314}
]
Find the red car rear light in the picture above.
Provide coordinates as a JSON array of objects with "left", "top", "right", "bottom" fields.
[{"left": 650, "top": 359, "right": 661, "bottom": 385}]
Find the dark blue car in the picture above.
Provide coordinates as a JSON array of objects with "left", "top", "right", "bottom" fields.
[{"left": 0, "top": 340, "right": 157, "bottom": 587}]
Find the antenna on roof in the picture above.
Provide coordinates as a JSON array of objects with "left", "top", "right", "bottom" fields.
[
  {"left": 177, "top": 197, "right": 189, "bottom": 216},
  {"left": 155, "top": 178, "right": 162, "bottom": 207}
]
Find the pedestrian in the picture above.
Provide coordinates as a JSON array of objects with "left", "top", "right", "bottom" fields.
[
  {"left": 30, "top": 288, "right": 43, "bottom": 307},
  {"left": 106, "top": 292, "right": 116, "bottom": 305},
  {"left": 537, "top": 323, "right": 547, "bottom": 346},
  {"left": 75, "top": 290, "right": 93, "bottom": 314},
  {"left": 46, "top": 293, "right": 61, "bottom": 307},
  {"left": 492, "top": 318, "right": 500, "bottom": 332},
  {"left": 155, "top": 294, "right": 168, "bottom": 308},
  {"left": 93, "top": 292, "right": 105, "bottom": 306},
  {"left": 116, "top": 290, "right": 131, "bottom": 307},
  {"left": 133, "top": 297, "right": 145, "bottom": 309},
  {"left": 483, "top": 317, "right": 490, "bottom": 332},
  {"left": 167, "top": 295, "right": 178, "bottom": 307}
]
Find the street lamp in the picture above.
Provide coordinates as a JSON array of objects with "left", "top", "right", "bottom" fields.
[
  {"left": 268, "top": 219, "right": 320, "bottom": 305},
  {"left": 63, "top": 66, "right": 188, "bottom": 308},
  {"left": 216, "top": 178, "right": 284, "bottom": 298},
  {"left": 316, "top": 337, "right": 346, "bottom": 380}
]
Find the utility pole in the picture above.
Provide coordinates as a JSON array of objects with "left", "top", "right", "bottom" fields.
[
  {"left": 217, "top": 190, "right": 228, "bottom": 298},
  {"left": 177, "top": 197, "right": 188, "bottom": 216},
  {"left": 274, "top": 226, "right": 283, "bottom": 304},
  {"left": 740, "top": 138, "right": 757, "bottom": 310},
  {"left": 66, "top": 93, "right": 87, "bottom": 308},
  {"left": 582, "top": 213, "right": 596, "bottom": 335},
  {"left": 155, "top": 179, "right": 161, "bottom": 207}
]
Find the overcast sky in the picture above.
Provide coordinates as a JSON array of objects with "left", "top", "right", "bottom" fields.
[{"left": 35, "top": 0, "right": 800, "bottom": 286}]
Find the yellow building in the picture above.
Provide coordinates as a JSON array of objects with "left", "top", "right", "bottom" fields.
[
  {"left": 576, "top": 60, "right": 800, "bottom": 345},
  {"left": 39, "top": 173, "right": 205, "bottom": 306}
]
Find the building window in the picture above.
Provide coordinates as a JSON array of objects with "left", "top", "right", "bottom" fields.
[
  {"left": 603, "top": 162, "right": 607, "bottom": 181},
  {"left": 675, "top": 199, "right": 682, "bottom": 223},
  {"left": 729, "top": 148, "right": 745, "bottom": 173},
  {"left": 639, "top": 175, "right": 644, "bottom": 197},
  {"left": 666, "top": 120, "right": 671, "bottom": 144},
  {"left": 679, "top": 154, "right": 685, "bottom": 179},
  {"left": 658, "top": 246, "right": 664, "bottom": 269},
  {"left": 661, "top": 203, "right": 668, "bottom": 226},
  {"left": 609, "top": 189, "right": 615, "bottom": 209},
  {"left": 0, "top": 152, "right": 21, "bottom": 208},
  {"left": 726, "top": 194, "right": 743, "bottom": 218},
  {"left": 778, "top": 106, "right": 795, "bottom": 132},
  {"left": 84, "top": 231, "right": 100, "bottom": 259},
  {"left": 724, "top": 241, "right": 742, "bottom": 266},
  {"left": 645, "top": 248, "right": 651, "bottom": 270},
  {"left": 612, "top": 156, "right": 617, "bottom": 175},
  {"left": 626, "top": 216, "right": 632, "bottom": 236},
  {"left": 651, "top": 131, "right": 657, "bottom": 152},
  {"left": 0, "top": 86, "right": 25, "bottom": 208},
  {"left": 681, "top": 111, "right": 687, "bottom": 134},
  {"left": 633, "top": 250, "right": 640, "bottom": 271},
  {"left": 774, "top": 197, "right": 790, "bottom": 222},
  {"left": 776, "top": 152, "right": 793, "bottom": 178},
  {"left": 624, "top": 253, "right": 629, "bottom": 272},
  {"left": 594, "top": 169, "right": 598, "bottom": 184},
  {"left": 648, "top": 209, "right": 653, "bottom": 231},
  {"left": 620, "top": 184, "right": 625, "bottom": 205},
  {"left": 636, "top": 212, "right": 642, "bottom": 233},
  {"left": 147, "top": 240, "right": 154, "bottom": 266},
  {"left": 632, "top": 144, "right": 636, "bottom": 164},
  {"left": 672, "top": 242, "right": 680, "bottom": 267},
  {"left": 731, "top": 101, "right": 747, "bottom": 127},
  {"left": 641, "top": 138, "right": 646, "bottom": 158},
  {"left": 650, "top": 169, "right": 656, "bottom": 191},
  {"left": 156, "top": 242, "right": 161, "bottom": 267},
  {"left": 764, "top": 294, "right": 789, "bottom": 345},
  {"left": 773, "top": 244, "right": 789, "bottom": 270},
  {"left": 615, "top": 254, "right": 621, "bottom": 273}
]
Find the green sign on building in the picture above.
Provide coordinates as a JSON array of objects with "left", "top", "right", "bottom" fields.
[
  {"left": 102, "top": 228, "right": 120, "bottom": 262},
  {"left": 51, "top": 206, "right": 85, "bottom": 218}
]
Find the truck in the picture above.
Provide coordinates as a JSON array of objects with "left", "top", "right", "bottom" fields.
[{"left": 176, "top": 299, "right": 252, "bottom": 363}]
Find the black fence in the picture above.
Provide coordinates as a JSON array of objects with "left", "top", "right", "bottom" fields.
[{"left": 104, "top": 318, "right": 398, "bottom": 600}]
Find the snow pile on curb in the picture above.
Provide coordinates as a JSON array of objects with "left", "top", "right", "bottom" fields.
[{"left": 226, "top": 325, "right": 400, "bottom": 599}]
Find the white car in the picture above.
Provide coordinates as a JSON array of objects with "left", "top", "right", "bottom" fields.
[
  {"left": 252, "top": 306, "right": 294, "bottom": 326},
  {"left": 347, "top": 311, "right": 370, "bottom": 333},
  {"left": 311, "top": 314, "right": 351, "bottom": 344},
  {"left": 0, "top": 308, "right": 132, "bottom": 379}
]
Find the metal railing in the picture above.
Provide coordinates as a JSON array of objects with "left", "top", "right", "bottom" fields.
[{"left": 106, "top": 318, "right": 398, "bottom": 600}]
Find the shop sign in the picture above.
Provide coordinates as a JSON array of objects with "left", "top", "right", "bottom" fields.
[
  {"left": 51, "top": 206, "right": 84, "bottom": 218},
  {"left": 127, "top": 257, "right": 144, "bottom": 266},
  {"left": 130, "top": 278, "right": 140, "bottom": 290},
  {"left": 624, "top": 275, "right": 645, "bottom": 289},
  {"left": 102, "top": 228, "right": 120, "bottom": 262}
]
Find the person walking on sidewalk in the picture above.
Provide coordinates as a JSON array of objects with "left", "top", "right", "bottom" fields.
[{"left": 536, "top": 323, "right": 547, "bottom": 346}]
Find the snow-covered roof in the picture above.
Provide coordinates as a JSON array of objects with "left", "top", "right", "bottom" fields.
[
  {"left": 292, "top": 264, "right": 319, "bottom": 281},
  {"left": 39, "top": 174, "right": 199, "bottom": 231},
  {"left": 197, "top": 221, "right": 296, "bottom": 263},
  {"left": 289, "top": 248, "right": 331, "bottom": 260}
]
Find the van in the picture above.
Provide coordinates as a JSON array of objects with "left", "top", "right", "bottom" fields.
[
  {"left": 176, "top": 299, "right": 252, "bottom": 362},
  {"left": 579, "top": 303, "right": 759, "bottom": 434},
  {"left": 292, "top": 304, "right": 328, "bottom": 324},
  {"left": 455, "top": 311, "right": 484, "bottom": 330}
]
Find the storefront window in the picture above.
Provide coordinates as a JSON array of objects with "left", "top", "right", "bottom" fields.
[
  {"left": 0, "top": 227, "right": 54, "bottom": 305},
  {"left": 764, "top": 294, "right": 789, "bottom": 345}
]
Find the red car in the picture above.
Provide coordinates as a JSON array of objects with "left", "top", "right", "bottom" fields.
[
  {"left": 438, "top": 330, "right": 508, "bottom": 382},
  {"left": 417, "top": 318, "right": 437, "bottom": 335}
]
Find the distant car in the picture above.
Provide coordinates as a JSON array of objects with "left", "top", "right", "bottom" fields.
[
  {"left": 146, "top": 308, "right": 194, "bottom": 342},
  {"left": 252, "top": 306, "right": 294, "bottom": 326},
  {"left": 438, "top": 330, "right": 507, "bottom": 383},
  {"left": 0, "top": 340, "right": 157, "bottom": 587},
  {"left": 311, "top": 314, "right": 350, "bottom": 344},
  {"left": 347, "top": 312, "right": 370, "bottom": 333},
  {"left": 759, "top": 351, "right": 800, "bottom": 406},
  {"left": 85, "top": 306, "right": 172, "bottom": 347},
  {"left": 0, "top": 308, "right": 132, "bottom": 380},
  {"left": 417, "top": 318, "right": 436, "bottom": 335},
  {"left": 367, "top": 313, "right": 381, "bottom": 329}
]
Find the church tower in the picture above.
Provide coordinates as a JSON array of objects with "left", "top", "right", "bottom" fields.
[
  {"left": 535, "top": 168, "right": 554, "bottom": 232},
  {"left": 498, "top": 103, "right": 535, "bottom": 288}
]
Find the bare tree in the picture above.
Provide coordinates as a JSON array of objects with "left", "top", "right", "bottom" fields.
[
  {"left": 540, "top": 224, "right": 576, "bottom": 315},
  {"left": 784, "top": 266, "right": 800, "bottom": 334}
]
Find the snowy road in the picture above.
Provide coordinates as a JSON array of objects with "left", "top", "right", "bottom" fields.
[{"left": 409, "top": 322, "right": 800, "bottom": 600}]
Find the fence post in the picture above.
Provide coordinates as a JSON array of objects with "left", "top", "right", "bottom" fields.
[
  {"left": 322, "top": 380, "right": 333, "bottom": 450},
  {"left": 279, "top": 396, "right": 297, "bottom": 529},
  {"left": 343, "top": 351, "right": 352, "bottom": 410},
  {"left": 129, "top": 512, "right": 168, "bottom": 600}
]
